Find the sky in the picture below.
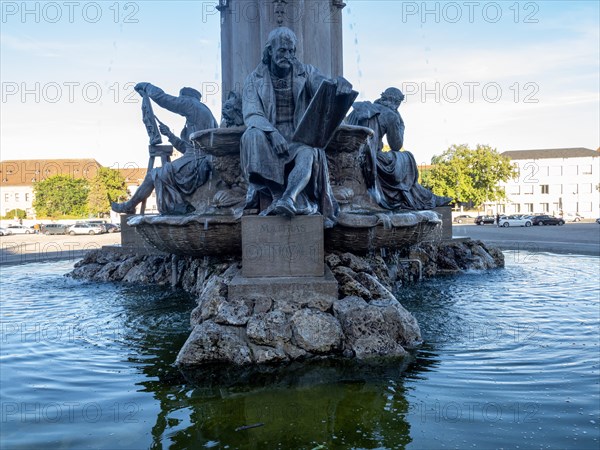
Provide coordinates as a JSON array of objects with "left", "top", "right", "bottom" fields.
[{"left": 1, "top": 0, "right": 598, "bottom": 169}]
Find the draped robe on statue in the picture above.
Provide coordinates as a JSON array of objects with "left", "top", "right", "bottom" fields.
[
  {"left": 347, "top": 101, "right": 451, "bottom": 210},
  {"left": 241, "top": 59, "right": 339, "bottom": 227}
]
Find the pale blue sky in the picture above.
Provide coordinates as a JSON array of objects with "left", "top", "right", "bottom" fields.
[{"left": 1, "top": 0, "right": 598, "bottom": 168}]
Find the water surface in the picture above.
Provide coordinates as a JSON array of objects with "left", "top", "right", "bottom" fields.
[{"left": 0, "top": 253, "right": 598, "bottom": 449}]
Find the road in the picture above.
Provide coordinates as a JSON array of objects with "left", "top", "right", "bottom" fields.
[
  {"left": 453, "top": 222, "right": 600, "bottom": 256},
  {"left": 1, "top": 222, "right": 598, "bottom": 266},
  {"left": 0, "top": 232, "right": 121, "bottom": 266}
]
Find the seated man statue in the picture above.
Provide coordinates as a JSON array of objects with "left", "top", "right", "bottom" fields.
[
  {"left": 241, "top": 26, "right": 353, "bottom": 228},
  {"left": 346, "top": 87, "right": 451, "bottom": 210},
  {"left": 111, "top": 84, "right": 218, "bottom": 215}
]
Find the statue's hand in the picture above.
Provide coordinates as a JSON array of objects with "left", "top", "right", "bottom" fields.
[
  {"left": 335, "top": 76, "right": 353, "bottom": 95},
  {"left": 158, "top": 124, "right": 171, "bottom": 136},
  {"left": 134, "top": 82, "right": 150, "bottom": 95},
  {"left": 270, "top": 131, "right": 289, "bottom": 157}
]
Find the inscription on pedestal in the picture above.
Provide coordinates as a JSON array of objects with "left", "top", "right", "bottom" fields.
[{"left": 242, "top": 215, "right": 324, "bottom": 277}]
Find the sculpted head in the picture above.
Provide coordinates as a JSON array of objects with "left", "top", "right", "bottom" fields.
[
  {"left": 262, "top": 27, "right": 298, "bottom": 72},
  {"left": 377, "top": 87, "right": 405, "bottom": 110},
  {"left": 221, "top": 91, "right": 244, "bottom": 127},
  {"left": 179, "top": 87, "right": 202, "bottom": 101}
]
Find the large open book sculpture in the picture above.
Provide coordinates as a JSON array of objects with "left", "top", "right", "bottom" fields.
[{"left": 292, "top": 79, "right": 359, "bottom": 149}]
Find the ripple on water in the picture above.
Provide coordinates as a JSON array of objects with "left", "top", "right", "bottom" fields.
[{"left": 0, "top": 254, "right": 598, "bottom": 449}]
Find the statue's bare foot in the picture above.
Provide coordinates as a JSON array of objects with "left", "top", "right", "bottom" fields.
[{"left": 111, "top": 201, "right": 136, "bottom": 214}]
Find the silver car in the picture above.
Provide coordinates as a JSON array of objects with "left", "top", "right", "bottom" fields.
[{"left": 67, "top": 223, "right": 104, "bottom": 235}]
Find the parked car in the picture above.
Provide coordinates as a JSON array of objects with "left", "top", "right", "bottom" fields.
[
  {"left": 6, "top": 225, "right": 34, "bottom": 234},
  {"left": 104, "top": 223, "right": 121, "bottom": 233},
  {"left": 596, "top": 218, "right": 600, "bottom": 224},
  {"left": 76, "top": 221, "right": 107, "bottom": 233},
  {"left": 0, "top": 227, "right": 12, "bottom": 236},
  {"left": 563, "top": 213, "right": 584, "bottom": 222},
  {"left": 531, "top": 215, "right": 565, "bottom": 226},
  {"left": 68, "top": 223, "right": 104, "bottom": 235},
  {"left": 41, "top": 223, "right": 68, "bottom": 235},
  {"left": 453, "top": 215, "right": 475, "bottom": 224},
  {"left": 475, "top": 215, "right": 496, "bottom": 225},
  {"left": 498, "top": 215, "right": 533, "bottom": 227}
]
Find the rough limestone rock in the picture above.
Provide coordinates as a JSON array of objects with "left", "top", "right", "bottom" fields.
[
  {"left": 214, "top": 297, "right": 252, "bottom": 326},
  {"left": 176, "top": 320, "right": 252, "bottom": 366},
  {"left": 333, "top": 296, "right": 409, "bottom": 358},
  {"left": 70, "top": 263, "right": 103, "bottom": 279},
  {"left": 290, "top": 309, "right": 343, "bottom": 353},
  {"left": 272, "top": 294, "right": 334, "bottom": 314},
  {"left": 370, "top": 299, "right": 422, "bottom": 348},
  {"left": 339, "top": 252, "right": 373, "bottom": 273},
  {"left": 355, "top": 272, "right": 395, "bottom": 301},
  {"left": 94, "top": 261, "right": 122, "bottom": 282},
  {"left": 249, "top": 343, "right": 288, "bottom": 364},
  {"left": 246, "top": 310, "right": 292, "bottom": 346},
  {"left": 191, "top": 276, "right": 228, "bottom": 325},
  {"left": 68, "top": 238, "right": 503, "bottom": 367}
]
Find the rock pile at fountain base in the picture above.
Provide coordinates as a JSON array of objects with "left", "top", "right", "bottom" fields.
[{"left": 69, "top": 239, "right": 504, "bottom": 366}]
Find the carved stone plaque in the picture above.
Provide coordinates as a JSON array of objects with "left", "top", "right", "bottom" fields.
[{"left": 242, "top": 215, "right": 324, "bottom": 277}]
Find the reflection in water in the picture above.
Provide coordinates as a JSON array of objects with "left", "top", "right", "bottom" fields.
[{"left": 1, "top": 254, "right": 598, "bottom": 449}]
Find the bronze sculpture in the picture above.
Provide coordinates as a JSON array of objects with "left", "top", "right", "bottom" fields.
[
  {"left": 111, "top": 84, "right": 217, "bottom": 215},
  {"left": 240, "top": 27, "right": 354, "bottom": 227},
  {"left": 346, "top": 87, "right": 452, "bottom": 210}
]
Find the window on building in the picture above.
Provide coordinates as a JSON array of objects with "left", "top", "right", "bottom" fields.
[
  {"left": 540, "top": 185, "right": 549, "bottom": 194},
  {"left": 551, "top": 184, "right": 562, "bottom": 195},
  {"left": 539, "top": 166, "right": 549, "bottom": 176},
  {"left": 552, "top": 203, "right": 560, "bottom": 215},
  {"left": 549, "top": 166, "right": 562, "bottom": 176},
  {"left": 508, "top": 185, "right": 520, "bottom": 195},
  {"left": 523, "top": 185, "right": 534, "bottom": 195},
  {"left": 4, "top": 194, "right": 8, "bottom": 202},
  {"left": 581, "top": 183, "right": 592, "bottom": 193},
  {"left": 566, "top": 165, "right": 578, "bottom": 176},
  {"left": 498, "top": 205, "right": 505, "bottom": 213},
  {"left": 567, "top": 184, "right": 578, "bottom": 195},
  {"left": 513, "top": 204, "right": 521, "bottom": 213},
  {"left": 25, "top": 193, "right": 29, "bottom": 202},
  {"left": 540, "top": 203, "right": 549, "bottom": 212},
  {"left": 524, "top": 203, "right": 534, "bottom": 213},
  {"left": 15, "top": 193, "right": 19, "bottom": 202},
  {"left": 580, "top": 202, "right": 592, "bottom": 212},
  {"left": 581, "top": 165, "right": 592, "bottom": 175}
]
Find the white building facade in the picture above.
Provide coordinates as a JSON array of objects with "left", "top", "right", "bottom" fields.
[{"left": 484, "top": 148, "right": 599, "bottom": 218}]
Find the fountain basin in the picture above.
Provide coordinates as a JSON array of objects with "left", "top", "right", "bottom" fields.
[
  {"left": 325, "top": 210, "right": 441, "bottom": 254},
  {"left": 128, "top": 214, "right": 241, "bottom": 257}
]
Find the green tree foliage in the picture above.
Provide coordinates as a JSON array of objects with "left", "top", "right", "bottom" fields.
[
  {"left": 87, "top": 168, "right": 128, "bottom": 217},
  {"left": 421, "top": 144, "right": 517, "bottom": 208},
  {"left": 2, "top": 208, "right": 27, "bottom": 219},
  {"left": 33, "top": 176, "right": 90, "bottom": 218}
]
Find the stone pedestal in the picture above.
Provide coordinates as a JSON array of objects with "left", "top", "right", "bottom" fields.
[
  {"left": 229, "top": 266, "right": 339, "bottom": 308},
  {"left": 434, "top": 205, "right": 453, "bottom": 240},
  {"left": 242, "top": 215, "right": 324, "bottom": 277}
]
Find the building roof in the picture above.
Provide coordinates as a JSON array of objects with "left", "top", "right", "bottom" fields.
[
  {"left": 501, "top": 148, "right": 598, "bottom": 160},
  {"left": 0, "top": 159, "right": 102, "bottom": 186},
  {"left": 117, "top": 167, "right": 148, "bottom": 186}
]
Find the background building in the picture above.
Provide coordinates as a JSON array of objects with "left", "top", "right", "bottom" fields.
[
  {"left": 0, "top": 159, "right": 157, "bottom": 220},
  {"left": 484, "top": 148, "right": 599, "bottom": 218}
]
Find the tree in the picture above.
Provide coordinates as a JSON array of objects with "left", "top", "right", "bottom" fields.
[
  {"left": 2, "top": 208, "right": 27, "bottom": 219},
  {"left": 421, "top": 144, "right": 517, "bottom": 208},
  {"left": 87, "top": 168, "right": 128, "bottom": 217},
  {"left": 33, "top": 175, "right": 90, "bottom": 218}
]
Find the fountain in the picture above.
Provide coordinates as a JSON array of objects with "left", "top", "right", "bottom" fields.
[{"left": 71, "top": 0, "right": 503, "bottom": 367}]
